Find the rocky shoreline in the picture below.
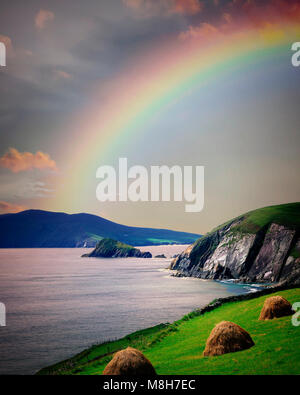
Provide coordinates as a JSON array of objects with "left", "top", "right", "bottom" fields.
[{"left": 170, "top": 203, "right": 300, "bottom": 287}]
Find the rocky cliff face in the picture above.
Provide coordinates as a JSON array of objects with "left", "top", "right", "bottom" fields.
[{"left": 170, "top": 204, "right": 300, "bottom": 285}]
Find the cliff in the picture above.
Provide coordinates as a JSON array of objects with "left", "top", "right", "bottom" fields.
[
  {"left": 82, "top": 238, "right": 152, "bottom": 258},
  {"left": 170, "top": 203, "right": 300, "bottom": 285}
]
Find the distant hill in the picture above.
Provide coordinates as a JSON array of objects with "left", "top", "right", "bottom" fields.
[
  {"left": 171, "top": 203, "right": 300, "bottom": 285},
  {"left": 0, "top": 209, "right": 201, "bottom": 248}
]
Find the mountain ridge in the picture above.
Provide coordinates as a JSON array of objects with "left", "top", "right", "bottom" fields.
[{"left": 0, "top": 209, "right": 201, "bottom": 248}]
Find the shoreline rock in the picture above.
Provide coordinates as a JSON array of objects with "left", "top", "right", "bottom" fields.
[
  {"left": 170, "top": 203, "right": 300, "bottom": 286},
  {"left": 82, "top": 238, "right": 152, "bottom": 258}
]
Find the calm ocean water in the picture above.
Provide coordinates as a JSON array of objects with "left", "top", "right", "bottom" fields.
[{"left": 0, "top": 246, "right": 255, "bottom": 375}]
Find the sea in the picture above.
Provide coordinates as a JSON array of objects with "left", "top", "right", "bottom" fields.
[{"left": 0, "top": 246, "right": 260, "bottom": 374}]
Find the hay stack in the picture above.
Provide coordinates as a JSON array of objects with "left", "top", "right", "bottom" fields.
[
  {"left": 203, "top": 321, "right": 254, "bottom": 357},
  {"left": 103, "top": 347, "right": 156, "bottom": 375},
  {"left": 259, "top": 295, "right": 294, "bottom": 320}
]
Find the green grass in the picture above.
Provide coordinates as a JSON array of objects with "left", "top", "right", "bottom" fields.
[
  {"left": 92, "top": 238, "right": 138, "bottom": 256},
  {"left": 38, "top": 288, "right": 300, "bottom": 375},
  {"left": 207, "top": 202, "right": 300, "bottom": 235},
  {"left": 190, "top": 203, "right": 300, "bottom": 259},
  {"left": 87, "top": 235, "right": 196, "bottom": 247},
  {"left": 229, "top": 202, "right": 300, "bottom": 234},
  {"left": 146, "top": 238, "right": 176, "bottom": 244},
  {"left": 86, "top": 233, "right": 104, "bottom": 242}
]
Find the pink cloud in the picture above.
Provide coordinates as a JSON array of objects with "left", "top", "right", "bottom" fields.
[
  {"left": 35, "top": 9, "right": 55, "bottom": 30},
  {"left": 53, "top": 69, "right": 72, "bottom": 80},
  {"left": 179, "top": 22, "right": 219, "bottom": 41},
  {"left": 222, "top": 12, "right": 233, "bottom": 24},
  {"left": 0, "top": 201, "right": 27, "bottom": 214},
  {"left": 172, "top": 0, "right": 203, "bottom": 15},
  {"left": 0, "top": 148, "right": 58, "bottom": 173},
  {"left": 178, "top": 0, "right": 300, "bottom": 42}
]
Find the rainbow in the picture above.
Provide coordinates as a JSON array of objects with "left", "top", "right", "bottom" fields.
[{"left": 54, "top": 16, "right": 300, "bottom": 210}]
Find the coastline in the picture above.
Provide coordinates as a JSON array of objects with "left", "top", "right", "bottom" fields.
[
  {"left": 37, "top": 282, "right": 299, "bottom": 375},
  {"left": 0, "top": 246, "right": 234, "bottom": 375}
]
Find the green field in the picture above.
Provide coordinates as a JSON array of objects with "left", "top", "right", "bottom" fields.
[
  {"left": 221, "top": 202, "right": 300, "bottom": 234},
  {"left": 38, "top": 288, "right": 300, "bottom": 375}
]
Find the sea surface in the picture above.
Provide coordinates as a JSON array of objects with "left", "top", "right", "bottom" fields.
[{"left": 0, "top": 246, "right": 258, "bottom": 375}]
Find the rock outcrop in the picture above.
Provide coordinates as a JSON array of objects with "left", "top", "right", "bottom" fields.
[
  {"left": 82, "top": 238, "right": 152, "bottom": 258},
  {"left": 170, "top": 203, "right": 300, "bottom": 285}
]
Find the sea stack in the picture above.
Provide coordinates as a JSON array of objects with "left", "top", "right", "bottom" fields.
[{"left": 82, "top": 238, "right": 152, "bottom": 258}]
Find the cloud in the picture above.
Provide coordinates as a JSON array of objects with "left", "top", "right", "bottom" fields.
[
  {"left": 20, "top": 180, "right": 55, "bottom": 198},
  {"left": 0, "top": 148, "right": 58, "bottom": 173},
  {"left": 178, "top": 0, "right": 300, "bottom": 42},
  {"left": 222, "top": 12, "right": 232, "bottom": 24},
  {"left": 179, "top": 22, "right": 219, "bottom": 40},
  {"left": 35, "top": 9, "right": 55, "bottom": 30},
  {"left": 53, "top": 69, "right": 72, "bottom": 80},
  {"left": 0, "top": 173, "right": 56, "bottom": 201},
  {"left": 171, "top": 0, "right": 203, "bottom": 15},
  {"left": 0, "top": 201, "right": 27, "bottom": 214},
  {"left": 123, "top": 0, "right": 203, "bottom": 17}
]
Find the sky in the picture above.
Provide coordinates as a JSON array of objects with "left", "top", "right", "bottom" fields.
[{"left": 0, "top": 0, "right": 300, "bottom": 234}]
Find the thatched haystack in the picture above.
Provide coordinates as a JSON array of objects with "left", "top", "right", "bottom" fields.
[
  {"left": 203, "top": 321, "right": 254, "bottom": 357},
  {"left": 103, "top": 347, "right": 156, "bottom": 375},
  {"left": 259, "top": 295, "right": 294, "bottom": 320}
]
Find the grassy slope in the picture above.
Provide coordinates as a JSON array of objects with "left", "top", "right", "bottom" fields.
[
  {"left": 222, "top": 202, "right": 300, "bottom": 234},
  {"left": 190, "top": 202, "right": 300, "bottom": 257},
  {"left": 38, "top": 288, "right": 300, "bottom": 375}
]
